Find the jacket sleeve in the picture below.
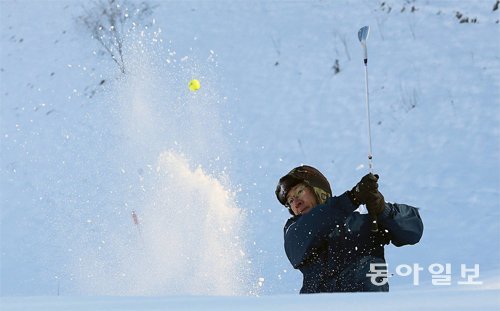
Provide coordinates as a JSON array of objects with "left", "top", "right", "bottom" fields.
[
  {"left": 284, "top": 193, "right": 358, "bottom": 268},
  {"left": 378, "top": 202, "right": 424, "bottom": 247}
]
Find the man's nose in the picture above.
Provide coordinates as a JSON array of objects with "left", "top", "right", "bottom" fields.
[{"left": 292, "top": 199, "right": 303, "bottom": 208}]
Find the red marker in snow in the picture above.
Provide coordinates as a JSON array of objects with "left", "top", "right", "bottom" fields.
[
  {"left": 132, "top": 210, "right": 140, "bottom": 226},
  {"left": 131, "top": 210, "right": 145, "bottom": 247}
]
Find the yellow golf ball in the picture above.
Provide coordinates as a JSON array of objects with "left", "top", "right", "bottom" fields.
[{"left": 189, "top": 79, "right": 200, "bottom": 91}]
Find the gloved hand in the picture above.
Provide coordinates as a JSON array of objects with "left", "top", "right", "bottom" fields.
[
  {"left": 349, "top": 173, "right": 386, "bottom": 215},
  {"left": 366, "top": 190, "right": 385, "bottom": 216},
  {"left": 350, "top": 173, "right": 379, "bottom": 204}
]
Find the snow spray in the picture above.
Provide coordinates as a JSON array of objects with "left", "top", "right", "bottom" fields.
[{"left": 68, "top": 24, "right": 254, "bottom": 295}]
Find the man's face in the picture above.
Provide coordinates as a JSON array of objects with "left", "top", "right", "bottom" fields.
[{"left": 286, "top": 183, "right": 318, "bottom": 216}]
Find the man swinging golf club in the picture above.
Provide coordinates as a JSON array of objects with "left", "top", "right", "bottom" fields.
[
  {"left": 276, "top": 166, "right": 423, "bottom": 293},
  {"left": 275, "top": 27, "right": 423, "bottom": 293}
]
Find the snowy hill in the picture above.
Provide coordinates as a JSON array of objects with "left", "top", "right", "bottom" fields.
[{"left": 1, "top": 0, "right": 499, "bottom": 309}]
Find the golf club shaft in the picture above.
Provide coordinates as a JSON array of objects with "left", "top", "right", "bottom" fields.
[
  {"left": 364, "top": 63, "right": 378, "bottom": 233},
  {"left": 364, "top": 63, "right": 373, "bottom": 173}
]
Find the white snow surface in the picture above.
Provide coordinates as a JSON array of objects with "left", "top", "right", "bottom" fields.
[
  {"left": 1, "top": 0, "right": 499, "bottom": 310},
  {"left": 1, "top": 288, "right": 499, "bottom": 311}
]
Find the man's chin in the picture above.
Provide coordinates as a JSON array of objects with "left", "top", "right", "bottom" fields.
[{"left": 300, "top": 207, "right": 313, "bottom": 215}]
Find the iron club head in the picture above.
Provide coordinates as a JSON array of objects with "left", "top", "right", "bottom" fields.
[
  {"left": 358, "top": 26, "right": 370, "bottom": 44},
  {"left": 358, "top": 26, "right": 370, "bottom": 62}
]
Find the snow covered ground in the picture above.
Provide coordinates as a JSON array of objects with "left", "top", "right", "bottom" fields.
[
  {"left": 1, "top": 0, "right": 499, "bottom": 309},
  {"left": 1, "top": 288, "right": 499, "bottom": 311}
]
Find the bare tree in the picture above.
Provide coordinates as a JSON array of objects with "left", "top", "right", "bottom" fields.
[{"left": 78, "top": 0, "right": 156, "bottom": 74}]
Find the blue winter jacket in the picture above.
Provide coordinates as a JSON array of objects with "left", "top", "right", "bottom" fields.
[{"left": 283, "top": 192, "right": 423, "bottom": 293}]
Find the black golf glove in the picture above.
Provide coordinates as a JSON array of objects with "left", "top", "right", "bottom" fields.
[
  {"left": 365, "top": 190, "right": 385, "bottom": 216},
  {"left": 348, "top": 173, "right": 386, "bottom": 215},
  {"left": 350, "top": 173, "right": 379, "bottom": 204}
]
